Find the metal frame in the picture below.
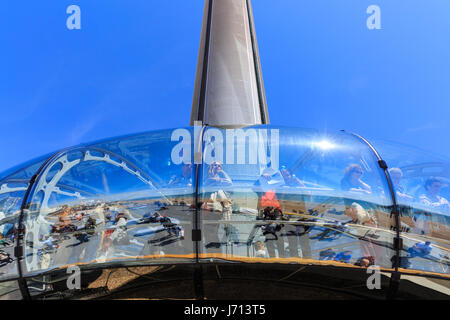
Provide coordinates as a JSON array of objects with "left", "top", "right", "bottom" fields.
[{"left": 347, "top": 131, "right": 403, "bottom": 299}]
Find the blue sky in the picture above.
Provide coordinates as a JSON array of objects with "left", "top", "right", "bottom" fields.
[{"left": 1, "top": 0, "right": 449, "bottom": 172}]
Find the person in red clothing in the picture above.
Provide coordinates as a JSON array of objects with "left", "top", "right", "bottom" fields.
[
  {"left": 254, "top": 168, "right": 289, "bottom": 258},
  {"left": 260, "top": 190, "right": 281, "bottom": 211}
]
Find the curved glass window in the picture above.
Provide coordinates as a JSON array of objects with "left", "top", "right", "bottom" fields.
[
  {"left": 198, "top": 126, "right": 396, "bottom": 270},
  {"left": 372, "top": 139, "right": 450, "bottom": 275},
  {"left": 0, "top": 154, "right": 52, "bottom": 182},
  {"left": 0, "top": 156, "right": 50, "bottom": 281},
  {"left": 21, "top": 128, "right": 195, "bottom": 276},
  {"left": 0, "top": 126, "right": 448, "bottom": 283}
]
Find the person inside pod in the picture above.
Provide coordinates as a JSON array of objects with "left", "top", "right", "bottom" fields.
[
  {"left": 340, "top": 164, "right": 381, "bottom": 267},
  {"left": 167, "top": 163, "right": 193, "bottom": 188},
  {"left": 389, "top": 167, "right": 414, "bottom": 202},
  {"left": 420, "top": 178, "right": 449, "bottom": 211},
  {"left": 201, "top": 161, "right": 233, "bottom": 252},
  {"left": 340, "top": 164, "right": 371, "bottom": 194}
]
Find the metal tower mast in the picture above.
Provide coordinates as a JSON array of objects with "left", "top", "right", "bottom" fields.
[{"left": 190, "top": 0, "right": 269, "bottom": 128}]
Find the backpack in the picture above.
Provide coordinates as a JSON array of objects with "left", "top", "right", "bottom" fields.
[{"left": 262, "top": 206, "right": 287, "bottom": 221}]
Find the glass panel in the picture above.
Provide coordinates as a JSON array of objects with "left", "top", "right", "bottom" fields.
[
  {"left": 0, "top": 280, "right": 21, "bottom": 300},
  {"left": 0, "top": 154, "right": 51, "bottom": 182},
  {"left": 372, "top": 139, "right": 450, "bottom": 275},
  {"left": 0, "top": 157, "right": 49, "bottom": 281},
  {"left": 21, "top": 128, "right": 195, "bottom": 276},
  {"left": 0, "top": 187, "right": 21, "bottom": 280},
  {"left": 198, "top": 126, "right": 396, "bottom": 270}
]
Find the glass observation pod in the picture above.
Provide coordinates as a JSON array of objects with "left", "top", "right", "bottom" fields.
[{"left": 0, "top": 126, "right": 448, "bottom": 298}]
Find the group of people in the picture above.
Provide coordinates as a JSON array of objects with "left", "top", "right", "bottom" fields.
[
  {"left": 189, "top": 161, "right": 312, "bottom": 258},
  {"left": 31, "top": 160, "right": 448, "bottom": 270},
  {"left": 339, "top": 163, "right": 450, "bottom": 267},
  {"left": 36, "top": 205, "right": 138, "bottom": 267},
  {"left": 35, "top": 200, "right": 191, "bottom": 269},
  {"left": 168, "top": 161, "right": 449, "bottom": 213},
  {"left": 194, "top": 160, "right": 449, "bottom": 268},
  {"left": 342, "top": 163, "right": 449, "bottom": 211},
  {"left": 167, "top": 161, "right": 376, "bottom": 262},
  {"left": 390, "top": 167, "right": 449, "bottom": 212}
]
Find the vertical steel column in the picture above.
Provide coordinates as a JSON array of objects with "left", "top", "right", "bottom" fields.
[
  {"left": 191, "top": 0, "right": 269, "bottom": 128},
  {"left": 190, "top": 0, "right": 270, "bottom": 296},
  {"left": 192, "top": 123, "right": 206, "bottom": 299}
]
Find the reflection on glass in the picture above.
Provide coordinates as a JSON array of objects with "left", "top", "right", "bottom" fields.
[
  {"left": 389, "top": 168, "right": 414, "bottom": 203},
  {"left": 0, "top": 157, "right": 48, "bottom": 281},
  {"left": 168, "top": 163, "right": 193, "bottom": 188},
  {"left": 372, "top": 139, "right": 450, "bottom": 275},
  {"left": 199, "top": 126, "right": 395, "bottom": 271},
  {"left": 341, "top": 164, "right": 372, "bottom": 195},
  {"left": 420, "top": 178, "right": 450, "bottom": 211},
  {"left": 0, "top": 127, "right": 447, "bottom": 284},
  {"left": 0, "top": 280, "right": 21, "bottom": 299},
  {"left": 21, "top": 129, "right": 196, "bottom": 276}
]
